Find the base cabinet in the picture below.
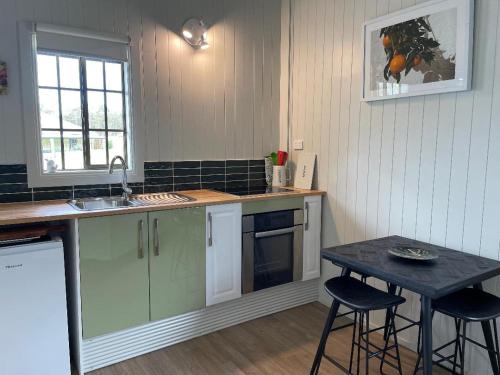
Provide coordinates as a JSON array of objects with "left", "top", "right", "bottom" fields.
[
  {"left": 78, "top": 208, "right": 206, "bottom": 339},
  {"left": 206, "top": 203, "right": 242, "bottom": 306},
  {"left": 79, "top": 213, "right": 150, "bottom": 339},
  {"left": 148, "top": 208, "right": 206, "bottom": 321},
  {"left": 303, "top": 195, "right": 322, "bottom": 281}
]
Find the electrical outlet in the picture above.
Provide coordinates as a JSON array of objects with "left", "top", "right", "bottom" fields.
[{"left": 293, "top": 139, "right": 304, "bottom": 150}]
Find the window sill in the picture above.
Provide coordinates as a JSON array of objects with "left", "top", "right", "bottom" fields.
[{"left": 27, "top": 168, "right": 144, "bottom": 188}]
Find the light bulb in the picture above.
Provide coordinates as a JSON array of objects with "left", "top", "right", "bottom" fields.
[
  {"left": 182, "top": 30, "right": 193, "bottom": 39},
  {"left": 200, "top": 41, "right": 209, "bottom": 50}
]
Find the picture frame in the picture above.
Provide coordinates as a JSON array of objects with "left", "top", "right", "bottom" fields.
[
  {"left": 361, "top": 0, "right": 474, "bottom": 101},
  {"left": 0, "top": 61, "right": 7, "bottom": 95}
]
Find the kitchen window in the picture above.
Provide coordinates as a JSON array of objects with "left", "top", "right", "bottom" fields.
[
  {"left": 18, "top": 22, "right": 144, "bottom": 188},
  {"left": 37, "top": 52, "right": 128, "bottom": 172}
]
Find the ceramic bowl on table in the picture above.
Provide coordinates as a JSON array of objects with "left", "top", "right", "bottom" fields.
[{"left": 388, "top": 246, "right": 439, "bottom": 261}]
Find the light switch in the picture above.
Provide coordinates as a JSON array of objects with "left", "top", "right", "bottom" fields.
[{"left": 293, "top": 139, "right": 304, "bottom": 150}]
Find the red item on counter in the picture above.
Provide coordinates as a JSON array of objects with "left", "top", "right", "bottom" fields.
[{"left": 277, "top": 151, "right": 288, "bottom": 166}]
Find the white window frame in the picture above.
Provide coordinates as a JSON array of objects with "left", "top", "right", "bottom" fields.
[{"left": 18, "top": 22, "right": 144, "bottom": 188}]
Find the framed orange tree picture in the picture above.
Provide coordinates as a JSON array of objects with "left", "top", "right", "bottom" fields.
[{"left": 362, "top": 0, "right": 474, "bottom": 101}]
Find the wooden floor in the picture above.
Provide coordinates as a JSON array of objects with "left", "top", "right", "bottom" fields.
[{"left": 88, "top": 302, "right": 441, "bottom": 374}]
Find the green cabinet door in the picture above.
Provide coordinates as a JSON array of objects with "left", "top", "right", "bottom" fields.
[
  {"left": 79, "top": 213, "right": 149, "bottom": 338},
  {"left": 149, "top": 207, "right": 206, "bottom": 321}
]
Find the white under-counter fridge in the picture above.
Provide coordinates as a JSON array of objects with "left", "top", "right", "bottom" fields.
[{"left": 0, "top": 237, "right": 71, "bottom": 375}]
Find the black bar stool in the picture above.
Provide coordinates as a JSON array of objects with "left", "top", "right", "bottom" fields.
[
  {"left": 311, "top": 276, "right": 406, "bottom": 374},
  {"left": 413, "top": 288, "right": 500, "bottom": 374}
]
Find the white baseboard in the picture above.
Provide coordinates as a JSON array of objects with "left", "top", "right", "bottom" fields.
[{"left": 81, "top": 279, "right": 319, "bottom": 373}]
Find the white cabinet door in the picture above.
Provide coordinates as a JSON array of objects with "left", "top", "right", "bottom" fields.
[
  {"left": 206, "top": 203, "right": 242, "bottom": 306},
  {"left": 303, "top": 195, "right": 322, "bottom": 281}
]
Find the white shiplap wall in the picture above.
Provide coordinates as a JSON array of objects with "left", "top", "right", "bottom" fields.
[
  {"left": 286, "top": 0, "right": 500, "bottom": 373},
  {"left": 0, "top": 0, "right": 281, "bottom": 164}
]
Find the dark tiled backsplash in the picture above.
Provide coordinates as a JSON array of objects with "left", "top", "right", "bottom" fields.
[{"left": 0, "top": 160, "right": 266, "bottom": 204}]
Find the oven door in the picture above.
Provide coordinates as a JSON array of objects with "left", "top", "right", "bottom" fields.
[{"left": 242, "top": 225, "right": 303, "bottom": 294}]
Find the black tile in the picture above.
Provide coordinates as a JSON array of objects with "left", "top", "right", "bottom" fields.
[
  {"left": 250, "top": 172, "right": 266, "bottom": 180},
  {"left": 33, "top": 185, "right": 73, "bottom": 192},
  {"left": 174, "top": 168, "right": 201, "bottom": 177},
  {"left": 173, "top": 161, "right": 201, "bottom": 169},
  {"left": 74, "top": 184, "right": 110, "bottom": 190},
  {"left": 174, "top": 175, "right": 200, "bottom": 184},
  {"left": 201, "top": 160, "right": 225, "bottom": 168},
  {"left": 144, "top": 161, "right": 173, "bottom": 170},
  {"left": 248, "top": 188, "right": 269, "bottom": 195},
  {"left": 174, "top": 183, "right": 201, "bottom": 191},
  {"left": 144, "top": 177, "right": 173, "bottom": 185},
  {"left": 226, "top": 166, "right": 248, "bottom": 175},
  {"left": 0, "top": 183, "right": 30, "bottom": 194},
  {"left": 202, "top": 182, "right": 226, "bottom": 192},
  {"left": 0, "top": 164, "right": 27, "bottom": 174},
  {"left": 201, "top": 167, "right": 226, "bottom": 176},
  {"left": 0, "top": 174, "right": 28, "bottom": 184},
  {"left": 227, "top": 173, "right": 248, "bottom": 182},
  {"left": 0, "top": 192, "right": 32, "bottom": 203},
  {"left": 74, "top": 188, "right": 110, "bottom": 199},
  {"left": 226, "top": 189, "right": 249, "bottom": 195},
  {"left": 226, "top": 160, "right": 249, "bottom": 167},
  {"left": 249, "top": 165, "right": 265, "bottom": 173},
  {"left": 226, "top": 181, "right": 249, "bottom": 189},
  {"left": 249, "top": 179, "right": 267, "bottom": 187},
  {"left": 34, "top": 190, "right": 73, "bottom": 201},
  {"left": 201, "top": 174, "right": 225, "bottom": 183},
  {"left": 144, "top": 184, "right": 173, "bottom": 193},
  {"left": 110, "top": 182, "right": 144, "bottom": 189},
  {"left": 111, "top": 185, "right": 143, "bottom": 196},
  {"left": 249, "top": 159, "right": 265, "bottom": 166},
  {"left": 145, "top": 169, "right": 173, "bottom": 178}
]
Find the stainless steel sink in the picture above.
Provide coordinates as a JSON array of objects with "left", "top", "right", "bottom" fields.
[
  {"left": 68, "top": 192, "right": 196, "bottom": 211},
  {"left": 68, "top": 197, "right": 142, "bottom": 211},
  {"left": 129, "top": 192, "right": 196, "bottom": 205}
]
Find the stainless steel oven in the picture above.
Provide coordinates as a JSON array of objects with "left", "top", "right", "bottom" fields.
[{"left": 242, "top": 209, "right": 303, "bottom": 294}]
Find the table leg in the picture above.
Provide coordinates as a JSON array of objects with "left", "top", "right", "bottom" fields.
[
  {"left": 310, "top": 267, "right": 351, "bottom": 375},
  {"left": 474, "top": 283, "right": 500, "bottom": 375},
  {"left": 421, "top": 296, "right": 433, "bottom": 375},
  {"left": 384, "top": 283, "right": 397, "bottom": 340}
]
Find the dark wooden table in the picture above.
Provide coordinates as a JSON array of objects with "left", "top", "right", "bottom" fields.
[{"left": 314, "top": 235, "right": 500, "bottom": 375}]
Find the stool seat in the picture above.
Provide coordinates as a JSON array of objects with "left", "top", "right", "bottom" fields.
[
  {"left": 325, "top": 276, "right": 406, "bottom": 311},
  {"left": 433, "top": 288, "right": 500, "bottom": 322}
]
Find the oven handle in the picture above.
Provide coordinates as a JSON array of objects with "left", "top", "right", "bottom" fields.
[{"left": 255, "top": 227, "right": 295, "bottom": 238}]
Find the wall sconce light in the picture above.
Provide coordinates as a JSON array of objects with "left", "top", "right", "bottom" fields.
[{"left": 182, "top": 18, "right": 209, "bottom": 50}]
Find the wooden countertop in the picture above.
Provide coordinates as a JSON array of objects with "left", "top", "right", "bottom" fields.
[{"left": 0, "top": 188, "right": 325, "bottom": 226}]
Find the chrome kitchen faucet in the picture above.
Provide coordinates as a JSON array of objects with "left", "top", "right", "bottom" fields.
[{"left": 109, "top": 155, "right": 133, "bottom": 200}]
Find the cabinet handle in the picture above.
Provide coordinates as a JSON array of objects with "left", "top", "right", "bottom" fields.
[
  {"left": 208, "top": 212, "right": 213, "bottom": 247},
  {"left": 138, "top": 220, "right": 144, "bottom": 259},
  {"left": 304, "top": 202, "right": 310, "bottom": 231},
  {"left": 154, "top": 218, "right": 160, "bottom": 256}
]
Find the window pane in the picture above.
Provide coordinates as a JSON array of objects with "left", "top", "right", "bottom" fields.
[
  {"left": 63, "top": 131, "right": 84, "bottom": 169},
  {"left": 108, "top": 132, "right": 125, "bottom": 162},
  {"left": 37, "top": 54, "right": 58, "bottom": 87},
  {"left": 105, "top": 62, "right": 123, "bottom": 91},
  {"left": 87, "top": 91, "right": 105, "bottom": 129},
  {"left": 61, "top": 90, "right": 82, "bottom": 129},
  {"left": 39, "top": 88, "right": 60, "bottom": 129},
  {"left": 107, "top": 92, "right": 124, "bottom": 130},
  {"left": 41, "top": 130, "right": 62, "bottom": 172},
  {"left": 86, "top": 60, "right": 104, "bottom": 89},
  {"left": 89, "top": 131, "right": 107, "bottom": 165},
  {"left": 59, "top": 57, "right": 80, "bottom": 89}
]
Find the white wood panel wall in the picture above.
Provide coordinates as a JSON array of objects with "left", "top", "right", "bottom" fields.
[
  {"left": 286, "top": 0, "right": 500, "bottom": 372},
  {"left": 0, "top": 0, "right": 281, "bottom": 164}
]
